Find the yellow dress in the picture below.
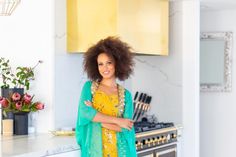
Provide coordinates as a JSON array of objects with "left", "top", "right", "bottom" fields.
[{"left": 93, "top": 90, "right": 119, "bottom": 157}]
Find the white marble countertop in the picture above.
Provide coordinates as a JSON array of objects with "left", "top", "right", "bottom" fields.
[{"left": 0, "top": 133, "right": 80, "bottom": 157}]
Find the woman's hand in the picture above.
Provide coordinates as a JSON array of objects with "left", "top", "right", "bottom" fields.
[
  {"left": 115, "top": 118, "right": 134, "bottom": 130},
  {"left": 84, "top": 100, "right": 92, "bottom": 107}
]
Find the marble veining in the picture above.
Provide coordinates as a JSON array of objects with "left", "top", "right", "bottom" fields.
[{"left": 134, "top": 57, "right": 182, "bottom": 88}]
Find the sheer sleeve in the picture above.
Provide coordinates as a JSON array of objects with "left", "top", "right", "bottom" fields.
[
  {"left": 119, "top": 90, "right": 137, "bottom": 156},
  {"left": 75, "top": 81, "right": 97, "bottom": 145},
  {"left": 122, "top": 90, "right": 134, "bottom": 131},
  {"left": 77, "top": 81, "right": 97, "bottom": 125}
]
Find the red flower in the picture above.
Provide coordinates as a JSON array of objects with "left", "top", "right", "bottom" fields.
[
  {"left": 35, "top": 102, "right": 44, "bottom": 110},
  {"left": 12, "top": 92, "right": 21, "bottom": 101},
  {"left": 23, "top": 93, "right": 32, "bottom": 104},
  {"left": 0, "top": 97, "right": 9, "bottom": 108},
  {"left": 1, "top": 92, "right": 45, "bottom": 114},
  {"left": 15, "top": 102, "right": 22, "bottom": 110}
]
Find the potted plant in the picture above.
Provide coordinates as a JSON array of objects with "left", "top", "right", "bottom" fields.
[
  {"left": 0, "top": 57, "right": 44, "bottom": 135},
  {"left": 0, "top": 92, "right": 45, "bottom": 135},
  {"left": 0, "top": 57, "right": 42, "bottom": 117}
]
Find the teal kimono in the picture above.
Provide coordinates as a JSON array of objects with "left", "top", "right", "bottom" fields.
[{"left": 75, "top": 81, "right": 137, "bottom": 157}]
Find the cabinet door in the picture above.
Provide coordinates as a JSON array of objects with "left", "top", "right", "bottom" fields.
[
  {"left": 67, "top": 0, "right": 118, "bottom": 52},
  {"left": 49, "top": 150, "right": 80, "bottom": 157},
  {"left": 118, "top": 0, "right": 169, "bottom": 55},
  {"left": 155, "top": 145, "right": 177, "bottom": 157}
]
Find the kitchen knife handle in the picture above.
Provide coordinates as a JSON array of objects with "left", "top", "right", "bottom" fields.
[
  {"left": 142, "top": 94, "right": 147, "bottom": 102},
  {"left": 145, "top": 96, "right": 150, "bottom": 103},
  {"left": 138, "top": 93, "right": 143, "bottom": 101},
  {"left": 148, "top": 96, "right": 152, "bottom": 104},
  {"left": 134, "top": 91, "right": 139, "bottom": 101}
]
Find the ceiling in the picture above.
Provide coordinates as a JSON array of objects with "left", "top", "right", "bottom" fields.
[{"left": 200, "top": 0, "right": 236, "bottom": 10}]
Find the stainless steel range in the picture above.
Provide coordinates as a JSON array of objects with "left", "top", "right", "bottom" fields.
[
  {"left": 133, "top": 92, "right": 179, "bottom": 157},
  {"left": 135, "top": 122, "right": 178, "bottom": 157}
]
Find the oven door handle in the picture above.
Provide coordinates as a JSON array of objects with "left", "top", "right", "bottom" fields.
[{"left": 156, "top": 148, "right": 176, "bottom": 156}]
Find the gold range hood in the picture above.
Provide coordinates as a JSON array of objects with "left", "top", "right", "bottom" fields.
[{"left": 67, "top": 0, "right": 169, "bottom": 55}]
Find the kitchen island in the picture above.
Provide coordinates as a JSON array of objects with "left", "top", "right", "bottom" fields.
[{"left": 1, "top": 133, "right": 80, "bottom": 157}]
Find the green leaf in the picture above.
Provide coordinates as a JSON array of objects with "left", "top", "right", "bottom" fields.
[
  {"left": 22, "top": 109, "right": 30, "bottom": 112},
  {"left": 16, "top": 67, "right": 23, "bottom": 70},
  {"left": 25, "top": 82, "right": 30, "bottom": 90}
]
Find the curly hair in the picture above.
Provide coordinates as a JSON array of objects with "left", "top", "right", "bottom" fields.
[{"left": 83, "top": 36, "right": 135, "bottom": 81}]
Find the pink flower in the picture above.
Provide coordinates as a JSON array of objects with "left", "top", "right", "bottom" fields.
[
  {"left": 12, "top": 92, "right": 21, "bottom": 101},
  {"left": 0, "top": 97, "right": 9, "bottom": 108},
  {"left": 15, "top": 102, "right": 22, "bottom": 110},
  {"left": 35, "top": 102, "right": 44, "bottom": 110},
  {"left": 23, "top": 93, "right": 32, "bottom": 104}
]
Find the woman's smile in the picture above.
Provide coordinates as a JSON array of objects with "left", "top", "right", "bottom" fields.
[{"left": 97, "top": 53, "right": 115, "bottom": 79}]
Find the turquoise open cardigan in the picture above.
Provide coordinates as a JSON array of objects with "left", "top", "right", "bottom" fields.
[{"left": 75, "top": 81, "right": 137, "bottom": 157}]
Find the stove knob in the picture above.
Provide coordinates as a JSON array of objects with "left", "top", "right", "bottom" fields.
[
  {"left": 147, "top": 141, "right": 150, "bottom": 147},
  {"left": 146, "top": 138, "right": 150, "bottom": 147},
  {"left": 172, "top": 133, "right": 177, "bottom": 138},
  {"left": 137, "top": 141, "right": 141, "bottom": 148},
  {"left": 150, "top": 139, "right": 153, "bottom": 146},
  {"left": 174, "top": 134, "right": 177, "bottom": 138},
  {"left": 167, "top": 134, "right": 171, "bottom": 141},
  {"left": 152, "top": 138, "right": 156, "bottom": 146},
  {"left": 155, "top": 138, "right": 158, "bottom": 144},
  {"left": 157, "top": 137, "right": 161, "bottom": 144}
]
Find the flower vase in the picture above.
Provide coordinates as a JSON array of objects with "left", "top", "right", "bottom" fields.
[
  {"left": 14, "top": 112, "right": 29, "bottom": 135},
  {"left": 28, "top": 112, "right": 37, "bottom": 134}
]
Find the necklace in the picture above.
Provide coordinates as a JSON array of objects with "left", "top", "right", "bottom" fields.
[
  {"left": 100, "top": 82, "right": 117, "bottom": 88},
  {"left": 99, "top": 83, "right": 118, "bottom": 95},
  {"left": 91, "top": 81, "right": 125, "bottom": 117}
]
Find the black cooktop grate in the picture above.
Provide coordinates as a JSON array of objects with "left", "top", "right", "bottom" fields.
[{"left": 134, "top": 122, "right": 174, "bottom": 133}]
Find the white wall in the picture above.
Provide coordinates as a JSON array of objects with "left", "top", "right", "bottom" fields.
[
  {"left": 0, "top": 0, "right": 55, "bottom": 133},
  {"left": 182, "top": 1, "right": 200, "bottom": 157},
  {"left": 200, "top": 10, "right": 236, "bottom": 157}
]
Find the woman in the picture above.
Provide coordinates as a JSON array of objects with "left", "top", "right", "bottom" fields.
[{"left": 76, "top": 36, "right": 137, "bottom": 157}]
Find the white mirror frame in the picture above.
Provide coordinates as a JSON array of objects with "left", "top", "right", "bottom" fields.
[{"left": 200, "top": 32, "right": 233, "bottom": 92}]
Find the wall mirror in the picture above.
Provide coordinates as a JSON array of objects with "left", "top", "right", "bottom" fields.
[{"left": 200, "top": 32, "right": 233, "bottom": 92}]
